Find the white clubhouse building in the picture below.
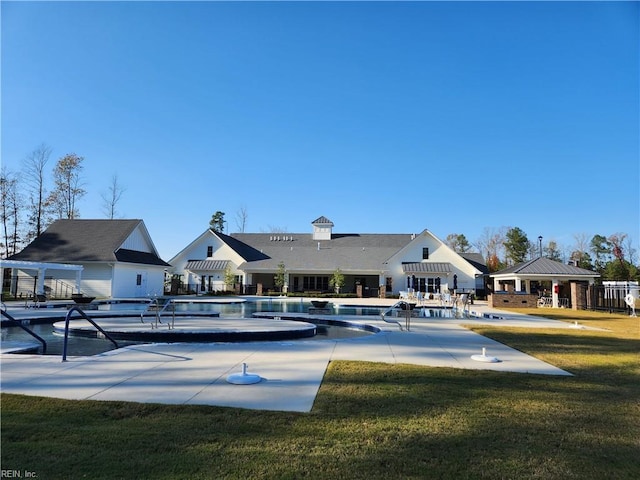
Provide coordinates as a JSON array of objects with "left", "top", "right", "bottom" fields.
[{"left": 169, "top": 216, "right": 487, "bottom": 297}]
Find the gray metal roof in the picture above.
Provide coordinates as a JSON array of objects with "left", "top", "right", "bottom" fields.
[
  {"left": 9, "top": 219, "right": 170, "bottom": 266},
  {"left": 402, "top": 262, "right": 452, "bottom": 274},
  {"left": 493, "top": 257, "right": 598, "bottom": 277},
  {"left": 311, "top": 216, "right": 333, "bottom": 225},
  {"left": 185, "top": 260, "right": 230, "bottom": 271}
]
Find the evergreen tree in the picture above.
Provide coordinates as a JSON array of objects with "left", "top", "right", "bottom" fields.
[
  {"left": 504, "top": 227, "right": 529, "bottom": 265},
  {"left": 209, "top": 211, "right": 226, "bottom": 233},
  {"left": 445, "top": 233, "right": 472, "bottom": 253}
]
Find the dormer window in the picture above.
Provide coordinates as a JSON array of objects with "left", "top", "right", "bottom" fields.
[
  {"left": 207, "top": 246, "right": 213, "bottom": 257},
  {"left": 422, "top": 247, "right": 429, "bottom": 260}
]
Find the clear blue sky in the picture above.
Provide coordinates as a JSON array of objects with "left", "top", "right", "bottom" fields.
[{"left": 2, "top": 1, "right": 638, "bottom": 261}]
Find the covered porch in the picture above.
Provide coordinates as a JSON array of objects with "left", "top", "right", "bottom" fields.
[
  {"left": 490, "top": 257, "right": 599, "bottom": 309},
  {"left": 1, "top": 260, "right": 84, "bottom": 300}
]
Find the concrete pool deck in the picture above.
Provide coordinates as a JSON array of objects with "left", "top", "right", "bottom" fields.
[{"left": 1, "top": 299, "right": 584, "bottom": 412}]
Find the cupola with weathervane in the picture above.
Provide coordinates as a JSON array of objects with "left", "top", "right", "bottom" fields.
[{"left": 312, "top": 216, "right": 334, "bottom": 241}]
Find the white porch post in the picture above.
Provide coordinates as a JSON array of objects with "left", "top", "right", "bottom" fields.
[
  {"left": 36, "top": 268, "right": 46, "bottom": 295},
  {"left": 75, "top": 270, "right": 82, "bottom": 294},
  {"left": 552, "top": 278, "right": 559, "bottom": 308},
  {"left": 493, "top": 278, "right": 501, "bottom": 292},
  {"left": 515, "top": 278, "right": 522, "bottom": 292}
]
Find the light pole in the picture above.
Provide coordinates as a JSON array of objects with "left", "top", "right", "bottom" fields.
[{"left": 538, "top": 236, "right": 543, "bottom": 258}]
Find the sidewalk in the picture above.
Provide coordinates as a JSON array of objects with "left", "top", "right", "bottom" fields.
[{"left": 1, "top": 301, "right": 576, "bottom": 412}]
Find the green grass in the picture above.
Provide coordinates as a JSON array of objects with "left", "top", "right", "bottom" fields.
[{"left": 2, "top": 310, "right": 639, "bottom": 479}]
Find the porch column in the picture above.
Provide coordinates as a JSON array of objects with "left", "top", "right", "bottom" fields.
[
  {"left": 515, "top": 278, "right": 522, "bottom": 292},
  {"left": 36, "top": 268, "right": 46, "bottom": 295},
  {"left": 75, "top": 269, "right": 82, "bottom": 294},
  {"left": 552, "top": 278, "right": 559, "bottom": 308}
]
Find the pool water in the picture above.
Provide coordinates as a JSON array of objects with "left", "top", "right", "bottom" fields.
[
  {"left": 2, "top": 300, "right": 458, "bottom": 356},
  {"left": 2, "top": 300, "right": 378, "bottom": 356}
]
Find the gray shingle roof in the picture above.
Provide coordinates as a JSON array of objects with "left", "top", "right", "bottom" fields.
[
  {"left": 493, "top": 257, "right": 598, "bottom": 276},
  {"left": 460, "top": 252, "right": 490, "bottom": 274},
  {"left": 10, "top": 219, "right": 169, "bottom": 266},
  {"left": 232, "top": 233, "right": 413, "bottom": 272}
]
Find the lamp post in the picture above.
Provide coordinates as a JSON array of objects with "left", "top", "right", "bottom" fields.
[{"left": 538, "top": 236, "right": 543, "bottom": 258}]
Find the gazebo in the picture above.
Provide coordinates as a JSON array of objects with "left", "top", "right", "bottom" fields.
[
  {"left": 490, "top": 257, "right": 599, "bottom": 309},
  {"left": 0, "top": 260, "right": 84, "bottom": 300}
]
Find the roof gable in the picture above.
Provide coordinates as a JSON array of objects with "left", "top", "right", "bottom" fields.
[{"left": 10, "top": 219, "right": 168, "bottom": 266}]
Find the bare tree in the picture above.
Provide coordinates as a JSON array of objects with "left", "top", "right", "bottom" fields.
[
  {"left": 101, "top": 174, "right": 126, "bottom": 219},
  {"left": 0, "top": 168, "right": 21, "bottom": 257},
  {"left": 475, "top": 227, "right": 507, "bottom": 271},
  {"left": 47, "top": 153, "right": 86, "bottom": 219},
  {"left": 623, "top": 235, "right": 637, "bottom": 265},
  {"left": 22, "top": 143, "right": 52, "bottom": 240},
  {"left": 235, "top": 205, "right": 248, "bottom": 233},
  {"left": 265, "top": 225, "right": 289, "bottom": 234}
]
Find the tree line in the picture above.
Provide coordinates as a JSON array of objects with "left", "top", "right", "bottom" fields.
[
  {"left": 445, "top": 228, "right": 638, "bottom": 281},
  {"left": 0, "top": 143, "right": 125, "bottom": 258},
  {"left": 3, "top": 148, "right": 637, "bottom": 283}
]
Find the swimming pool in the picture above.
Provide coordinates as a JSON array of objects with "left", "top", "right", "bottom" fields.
[
  {"left": 2, "top": 298, "right": 462, "bottom": 356},
  {"left": 1, "top": 299, "right": 381, "bottom": 356}
]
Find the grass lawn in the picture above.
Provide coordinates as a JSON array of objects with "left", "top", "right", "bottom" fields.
[{"left": 2, "top": 309, "right": 638, "bottom": 479}]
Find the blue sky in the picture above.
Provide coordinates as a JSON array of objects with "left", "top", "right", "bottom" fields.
[{"left": 2, "top": 1, "right": 638, "bottom": 261}]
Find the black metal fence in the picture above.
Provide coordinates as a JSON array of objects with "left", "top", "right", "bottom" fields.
[
  {"left": 2, "top": 275, "right": 77, "bottom": 300},
  {"left": 587, "top": 284, "right": 634, "bottom": 313}
]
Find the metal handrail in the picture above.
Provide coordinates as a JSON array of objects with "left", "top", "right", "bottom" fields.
[
  {"left": 62, "top": 306, "right": 118, "bottom": 362},
  {"left": 140, "top": 298, "right": 176, "bottom": 330},
  {"left": 157, "top": 299, "right": 176, "bottom": 329},
  {"left": 140, "top": 298, "right": 160, "bottom": 329},
  {"left": 1, "top": 309, "right": 48, "bottom": 354},
  {"left": 380, "top": 301, "right": 411, "bottom": 331}
]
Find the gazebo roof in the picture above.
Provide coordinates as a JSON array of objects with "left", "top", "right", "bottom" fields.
[{"left": 492, "top": 257, "right": 599, "bottom": 278}]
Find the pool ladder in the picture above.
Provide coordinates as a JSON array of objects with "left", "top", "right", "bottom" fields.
[
  {"left": 62, "top": 306, "right": 118, "bottom": 362},
  {"left": 140, "top": 298, "right": 176, "bottom": 330},
  {"left": 380, "top": 301, "right": 417, "bottom": 331}
]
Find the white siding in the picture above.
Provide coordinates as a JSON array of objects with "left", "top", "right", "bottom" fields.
[
  {"left": 120, "top": 224, "right": 153, "bottom": 253},
  {"left": 78, "top": 264, "right": 113, "bottom": 298},
  {"left": 387, "top": 231, "right": 481, "bottom": 295},
  {"left": 112, "top": 263, "right": 165, "bottom": 298},
  {"left": 169, "top": 230, "right": 245, "bottom": 284}
]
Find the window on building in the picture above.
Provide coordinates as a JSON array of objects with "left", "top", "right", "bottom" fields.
[
  {"left": 207, "top": 246, "right": 213, "bottom": 257},
  {"left": 422, "top": 247, "right": 429, "bottom": 260},
  {"left": 302, "top": 276, "right": 329, "bottom": 291},
  {"left": 136, "top": 274, "right": 142, "bottom": 286}
]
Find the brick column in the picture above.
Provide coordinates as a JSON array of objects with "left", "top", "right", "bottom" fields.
[{"left": 571, "top": 282, "right": 587, "bottom": 310}]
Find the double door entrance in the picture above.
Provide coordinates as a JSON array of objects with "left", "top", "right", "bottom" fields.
[{"left": 408, "top": 276, "right": 443, "bottom": 294}]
